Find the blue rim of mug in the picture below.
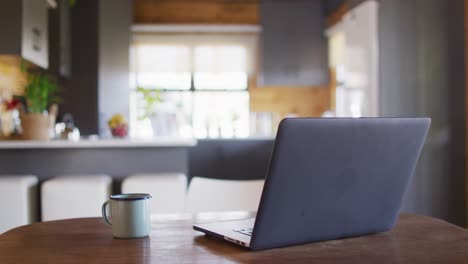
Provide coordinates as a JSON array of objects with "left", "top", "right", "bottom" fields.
[{"left": 110, "top": 193, "right": 152, "bottom": 201}]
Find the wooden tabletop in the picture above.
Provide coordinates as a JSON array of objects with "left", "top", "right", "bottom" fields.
[{"left": 1, "top": 212, "right": 468, "bottom": 263}]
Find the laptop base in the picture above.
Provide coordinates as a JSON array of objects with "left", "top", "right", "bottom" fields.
[{"left": 193, "top": 218, "right": 255, "bottom": 248}]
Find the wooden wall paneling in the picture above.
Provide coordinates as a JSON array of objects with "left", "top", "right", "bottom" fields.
[
  {"left": 249, "top": 86, "right": 330, "bottom": 118},
  {"left": 133, "top": 0, "right": 259, "bottom": 24}
]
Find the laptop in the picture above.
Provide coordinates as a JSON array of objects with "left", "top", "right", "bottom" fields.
[{"left": 193, "top": 118, "right": 431, "bottom": 250}]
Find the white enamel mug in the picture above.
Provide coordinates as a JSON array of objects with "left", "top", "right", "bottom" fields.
[{"left": 101, "top": 193, "right": 152, "bottom": 238}]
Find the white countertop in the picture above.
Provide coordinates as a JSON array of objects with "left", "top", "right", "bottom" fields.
[{"left": 0, "top": 138, "right": 197, "bottom": 149}]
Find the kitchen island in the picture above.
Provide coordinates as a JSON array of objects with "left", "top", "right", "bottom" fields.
[
  {"left": 0, "top": 138, "right": 197, "bottom": 149},
  {"left": 0, "top": 138, "right": 196, "bottom": 190},
  {"left": 0, "top": 137, "right": 278, "bottom": 188}
]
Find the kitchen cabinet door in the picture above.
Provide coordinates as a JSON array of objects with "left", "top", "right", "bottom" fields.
[
  {"left": 259, "top": 0, "right": 328, "bottom": 87},
  {"left": 22, "top": 0, "right": 49, "bottom": 69}
]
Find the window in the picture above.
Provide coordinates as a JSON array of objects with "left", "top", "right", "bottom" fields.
[
  {"left": 130, "top": 33, "right": 257, "bottom": 139},
  {"left": 133, "top": 45, "right": 192, "bottom": 90}
]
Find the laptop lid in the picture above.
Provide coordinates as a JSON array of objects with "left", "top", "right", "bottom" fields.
[{"left": 250, "top": 118, "right": 430, "bottom": 250}]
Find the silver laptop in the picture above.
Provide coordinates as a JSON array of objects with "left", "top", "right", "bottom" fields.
[{"left": 193, "top": 118, "right": 430, "bottom": 250}]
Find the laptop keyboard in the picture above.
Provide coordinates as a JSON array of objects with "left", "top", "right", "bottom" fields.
[{"left": 233, "top": 227, "right": 253, "bottom": 236}]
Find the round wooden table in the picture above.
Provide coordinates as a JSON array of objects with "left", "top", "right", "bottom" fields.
[{"left": 1, "top": 213, "right": 468, "bottom": 263}]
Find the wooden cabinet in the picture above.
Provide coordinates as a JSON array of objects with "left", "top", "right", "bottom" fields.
[
  {"left": 22, "top": 0, "right": 49, "bottom": 69},
  {"left": 0, "top": 0, "right": 48, "bottom": 69},
  {"left": 258, "top": 0, "right": 328, "bottom": 87}
]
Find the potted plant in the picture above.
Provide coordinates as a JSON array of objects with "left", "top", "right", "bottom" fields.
[
  {"left": 20, "top": 72, "right": 60, "bottom": 140},
  {"left": 137, "top": 87, "right": 162, "bottom": 120},
  {"left": 136, "top": 87, "right": 163, "bottom": 136}
]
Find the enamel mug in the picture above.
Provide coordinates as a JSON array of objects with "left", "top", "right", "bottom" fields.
[{"left": 101, "top": 193, "right": 152, "bottom": 238}]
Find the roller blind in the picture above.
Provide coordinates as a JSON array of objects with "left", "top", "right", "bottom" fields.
[
  {"left": 131, "top": 33, "right": 257, "bottom": 90},
  {"left": 136, "top": 45, "right": 191, "bottom": 72}
]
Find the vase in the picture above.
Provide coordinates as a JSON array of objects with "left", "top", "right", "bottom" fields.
[
  {"left": 20, "top": 113, "right": 50, "bottom": 140},
  {"left": 150, "top": 112, "right": 178, "bottom": 137}
]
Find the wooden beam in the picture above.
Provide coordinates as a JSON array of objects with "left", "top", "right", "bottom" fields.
[
  {"left": 326, "top": 0, "right": 349, "bottom": 28},
  {"left": 133, "top": 0, "right": 259, "bottom": 24}
]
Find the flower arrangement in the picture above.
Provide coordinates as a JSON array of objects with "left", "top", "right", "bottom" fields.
[
  {"left": 3, "top": 98, "right": 21, "bottom": 111},
  {"left": 108, "top": 114, "right": 128, "bottom": 138},
  {"left": 0, "top": 98, "right": 22, "bottom": 137}
]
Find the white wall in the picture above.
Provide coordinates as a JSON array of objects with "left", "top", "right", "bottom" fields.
[{"left": 98, "top": 0, "right": 132, "bottom": 136}]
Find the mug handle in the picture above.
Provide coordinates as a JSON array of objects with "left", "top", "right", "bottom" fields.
[{"left": 101, "top": 200, "right": 112, "bottom": 226}]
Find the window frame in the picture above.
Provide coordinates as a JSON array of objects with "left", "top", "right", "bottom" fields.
[
  {"left": 129, "top": 32, "right": 256, "bottom": 139},
  {"left": 132, "top": 72, "right": 249, "bottom": 93}
]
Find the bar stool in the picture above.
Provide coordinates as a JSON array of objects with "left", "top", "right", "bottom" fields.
[
  {"left": 122, "top": 173, "right": 187, "bottom": 214},
  {"left": 187, "top": 177, "right": 264, "bottom": 213},
  {"left": 0, "top": 175, "right": 38, "bottom": 233},
  {"left": 41, "top": 175, "right": 112, "bottom": 221}
]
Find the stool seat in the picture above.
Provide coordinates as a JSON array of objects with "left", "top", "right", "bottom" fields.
[
  {"left": 41, "top": 175, "right": 112, "bottom": 221},
  {"left": 0, "top": 175, "right": 38, "bottom": 233},
  {"left": 122, "top": 173, "right": 187, "bottom": 214},
  {"left": 187, "top": 177, "right": 264, "bottom": 213}
]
